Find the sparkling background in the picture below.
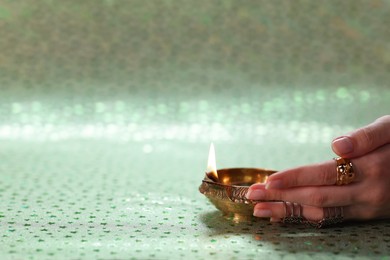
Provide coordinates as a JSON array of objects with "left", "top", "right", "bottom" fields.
[{"left": 0, "top": 1, "right": 389, "bottom": 259}]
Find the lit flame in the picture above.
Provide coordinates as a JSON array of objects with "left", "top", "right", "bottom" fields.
[{"left": 206, "top": 143, "right": 218, "bottom": 181}]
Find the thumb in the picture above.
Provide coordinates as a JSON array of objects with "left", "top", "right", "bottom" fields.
[{"left": 331, "top": 115, "right": 390, "bottom": 158}]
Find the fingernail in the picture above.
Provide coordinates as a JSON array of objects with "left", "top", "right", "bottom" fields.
[
  {"left": 332, "top": 137, "right": 353, "bottom": 155},
  {"left": 265, "top": 180, "right": 283, "bottom": 189},
  {"left": 253, "top": 209, "right": 272, "bottom": 218},
  {"left": 246, "top": 189, "right": 265, "bottom": 200}
]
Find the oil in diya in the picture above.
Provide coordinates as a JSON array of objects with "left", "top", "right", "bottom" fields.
[{"left": 199, "top": 143, "right": 277, "bottom": 222}]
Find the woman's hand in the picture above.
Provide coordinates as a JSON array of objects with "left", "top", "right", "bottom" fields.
[{"left": 246, "top": 115, "right": 390, "bottom": 223}]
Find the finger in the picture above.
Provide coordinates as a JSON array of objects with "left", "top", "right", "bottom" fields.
[
  {"left": 332, "top": 115, "right": 390, "bottom": 158},
  {"left": 260, "top": 159, "right": 362, "bottom": 189},
  {"left": 246, "top": 184, "right": 359, "bottom": 207},
  {"left": 253, "top": 202, "right": 355, "bottom": 222}
]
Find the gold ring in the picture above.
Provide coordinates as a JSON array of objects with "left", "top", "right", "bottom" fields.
[
  {"left": 281, "top": 202, "right": 344, "bottom": 228},
  {"left": 316, "top": 207, "right": 344, "bottom": 228},
  {"left": 334, "top": 157, "right": 355, "bottom": 185},
  {"left": 282, "top": 201, "right": 305, "bottom": 224}
]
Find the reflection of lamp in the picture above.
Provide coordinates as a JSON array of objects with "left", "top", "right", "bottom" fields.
[{"left": 199, "top": 143, "right": 277, "bottom": 222}]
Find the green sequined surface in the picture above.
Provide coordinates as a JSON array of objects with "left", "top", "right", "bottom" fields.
[{"left": 1, "top": 1, "right": 390, "bottom": 259}]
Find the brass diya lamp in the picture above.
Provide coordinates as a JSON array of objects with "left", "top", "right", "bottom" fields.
[{"left": 199, "top": 143, "right": 277, "bottom": 222}]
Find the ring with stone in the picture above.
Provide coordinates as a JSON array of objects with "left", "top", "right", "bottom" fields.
[{"left": 334, "top": 157, "right": 355, "bottom": 185}]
